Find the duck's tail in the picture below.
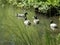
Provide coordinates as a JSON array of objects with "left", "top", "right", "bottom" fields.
[
  {"left": 28, "top": 22, "right": 31, "bottom": 25},
  {"left": 54, "top": 26, "right": 58, "bottom": 28}
]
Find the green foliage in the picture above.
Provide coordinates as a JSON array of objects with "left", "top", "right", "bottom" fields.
[
  {"left": 0, "top": 0, "right": 60, "bottom": 8},
  {"left": 38, "top": 2, "right": 49, "bottom": 13},
  {"left": 47, "top": 0, "right": 60, "bottom": 6},
  {"left": 0, "top": 0, "right": 60, "bottom": 15}
]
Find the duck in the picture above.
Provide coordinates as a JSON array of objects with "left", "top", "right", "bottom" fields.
[
  {"left": 33, "top": 16, "right": 39, "bottom": 24},
  {"left": 24, "top": 17, "right": 31, "bottom": 26},
  {"left": 17, "top": 12, "right": 28, "bottom": 18},
  {"left": 50, "top": 20, "right": 58, "bottom": 30}
]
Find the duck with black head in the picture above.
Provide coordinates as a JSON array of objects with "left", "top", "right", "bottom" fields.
[
  {"left": 50, "top": 20, "right": 58, "bottom": 30},
  {"left": 33, "top": 16, "right": 39, "bottom": 24},
  {"left": 24, "top": 17, "right": 31, "bottom": 26}
]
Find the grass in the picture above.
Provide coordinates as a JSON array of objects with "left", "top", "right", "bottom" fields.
[{"left": 0, "top": 5, "right": 60, "bottom": 45}]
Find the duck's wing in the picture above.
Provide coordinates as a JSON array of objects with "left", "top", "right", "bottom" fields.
[{"left": 53, "top": 23, "right": 58, "bottom": 28}]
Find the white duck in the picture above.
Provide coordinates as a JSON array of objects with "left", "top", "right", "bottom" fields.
[
  {"left": 50, "top": 20, "right": 58, "bottom": 30},
  {"left": 33, "top": 16, "right": 39, "bottom": 24},
  {"left": 24, "top": 17, "right": 31, "bottom": 26},
  {"left": 17, "top": 12, "right": 28, "bottom": 18}
]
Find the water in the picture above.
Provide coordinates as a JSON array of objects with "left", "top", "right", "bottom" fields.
[{"left": 0, "top": 5, "right": 60, "bottom": 45}]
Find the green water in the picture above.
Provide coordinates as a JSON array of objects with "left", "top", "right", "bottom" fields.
[{"left": 0, "top": 5, "right": 60, "bottom": 45}]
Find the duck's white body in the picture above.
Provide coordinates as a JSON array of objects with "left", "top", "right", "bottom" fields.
[
  {"left": 50, "top": 23, "right": 57, "bottom": 30},
  {"left": 17, "top": 14, "right": 25, "bottom": 17},
  {"left": 24, "top": 20, "right": 31, "bottom": 26},
  {"left": 33, "top": 19, "right": 39, "bottom": 24}
]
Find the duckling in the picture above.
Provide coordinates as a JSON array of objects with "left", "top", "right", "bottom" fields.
[
  {"left": 17, "top": 12, "right": 28, "bottom": 18},
  {"left": 33, "top": 16, "right": 39, "bottom": 24},
  {"left": 24, "top": 17, "right": 31, "bottom": 26},
  {"left": 50, "top": 20, "right": 58, "bottom": 30}
]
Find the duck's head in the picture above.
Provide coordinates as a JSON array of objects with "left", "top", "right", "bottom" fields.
[
  {"left": 24, "top": 12, "right": 28, "bottom": 16},
  {"left": 50, "top": 20, "right": 54, "bottom": 24}
]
